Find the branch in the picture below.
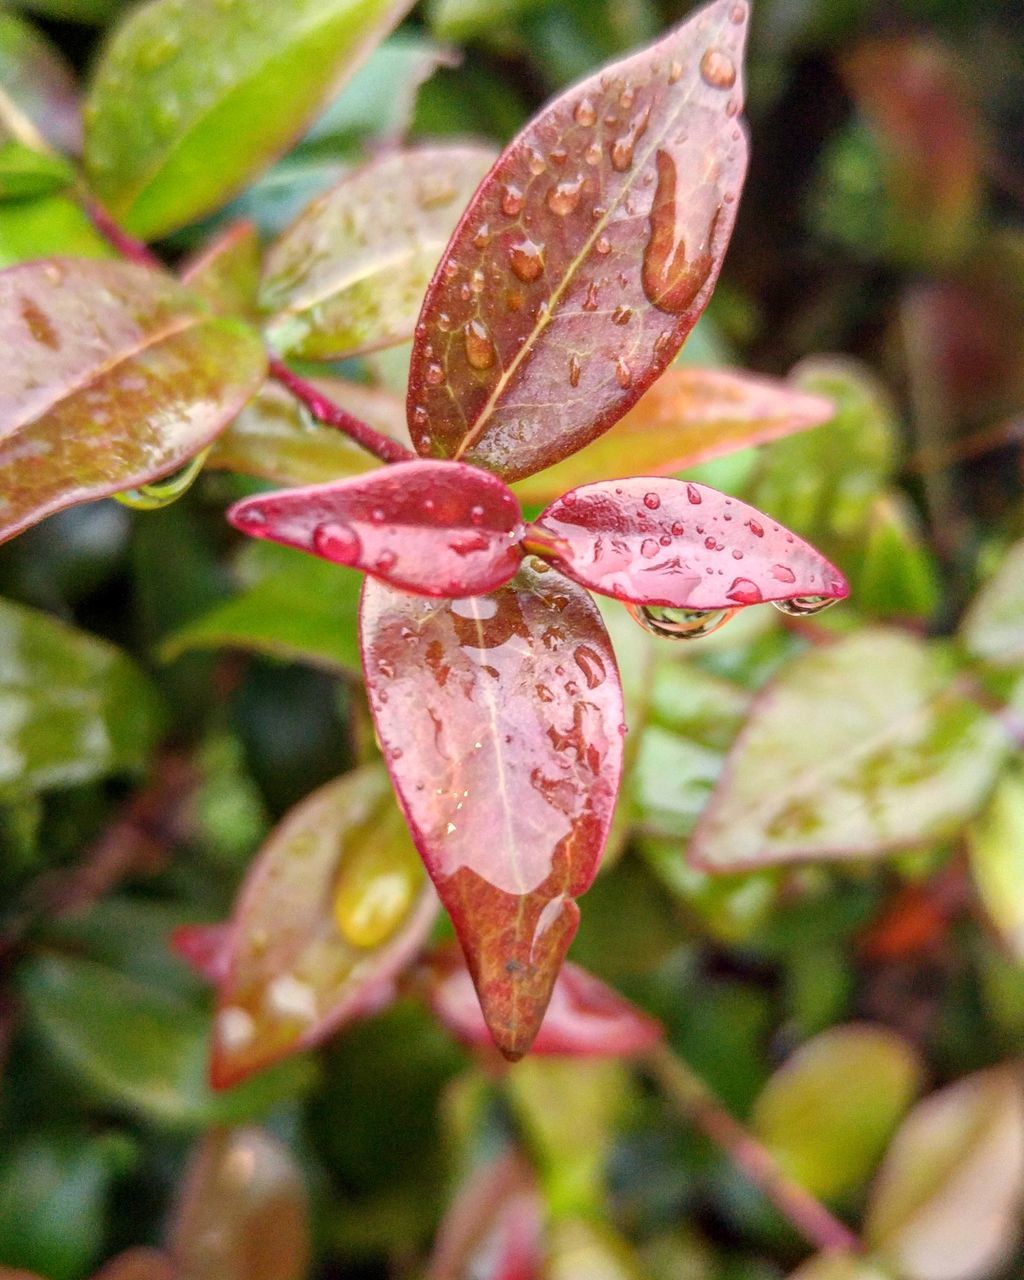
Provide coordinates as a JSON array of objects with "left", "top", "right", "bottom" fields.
[
  {"left": 645, "top": 1042, "right": 861, "bottom": 1256},
  {"left": 80, "top": 193, "right": 164, "bottom": 270},
  {"left": 268, "top": 357, "right": 415, "bottom": 465}
]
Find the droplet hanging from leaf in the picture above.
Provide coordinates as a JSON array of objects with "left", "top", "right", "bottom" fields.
[{"left": 114, "top": 447, "right": 210, "bottom": 511}]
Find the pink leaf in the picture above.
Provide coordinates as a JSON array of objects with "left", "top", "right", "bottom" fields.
[
  {"left": 170, "top": 923, "right": 234, "bottom": 986},
  {"left": 427, "top": 1150, "right": 543, "bottom": 1280},
  {"left": 360, "top": 559, "right": 624, "bottom": 1060},
  {"left": 408, "top": 0, "right": 749, "bottom": 482},
  {"left": 228, "top": 460, "right": 525, "bottom": 599},
  {"left": 528, "top": 478, "right": 848, "bottom": 611},
  {"left": 428, "top": 945, "right": 664, "bottom": 1059}
]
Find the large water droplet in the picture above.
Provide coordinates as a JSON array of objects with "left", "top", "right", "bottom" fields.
[
  {"left": 574, "top": 97, "right": 597, "bottom": 126},
  {"left": 501, "top": 184, "right": 524, "bottom": 216},
  {"left": 509, "top": 239, "right": 544, "bottom": 282},
  {"left": 333, "top": 840, "right": 419, "bottom": 948},
  {"left": 547, "top": 178, "right": 583, "bottom": 216},
  {"left": 115, "top": 448, "right": 209, "bottom": 511},
  {"left": 627, "top": 604, "right": 737, "bottom": 639},
  {"left": 610, "top": 104, "right": 651, "bottom": 172},
  {"left": 772, "top": 596, "right": 838, "bottom": 617},
  {"left": 700, "top": 48, "right": 737, "bottom": 89},
  {"left": 464, "top": 319, "right": 496, "bottom": 370},
  {"left": 312, "top": 521, "right": 361, "bottom": 563},
  {"left": 527, "top": 147, "right": 546, "bottom": 175},
  {"left": 573, "top": 644, "right": 606, "bottom": 689},
  {"left": 644, "top": 491, "right": 661, "bottom": 510},
  {"left": 642, "top": 151, "right": 719, "bottom": 314},
  {"left": 726, "top": 578, "right": 763, "bottom": 605}
]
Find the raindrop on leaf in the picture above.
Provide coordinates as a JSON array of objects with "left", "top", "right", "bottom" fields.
[{"left": 627, "top": 604, "right": 737, "bottom": 639}]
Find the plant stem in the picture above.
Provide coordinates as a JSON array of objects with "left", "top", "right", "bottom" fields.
[
  {"left": 80, "top": 192, "right": 164, "bottom": 269},
  {"left": 645, "top": 1042, "right": 861, "bottom": 1256},
  {"left": 268, "top": 357, "right": 415, "bottom": 465}
]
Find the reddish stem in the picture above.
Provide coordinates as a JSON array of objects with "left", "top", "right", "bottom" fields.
[
  {"left": 646, "top": 1042, "right": 861, "bottom": 1256},
  {"left": 268, "top": 357, "right": 415, "bottom": 465},
  {"left": 81, "top": 194, "right": 164, "bottom": 269}
]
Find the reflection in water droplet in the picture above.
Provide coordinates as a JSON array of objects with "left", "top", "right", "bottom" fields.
[
  {"left": 464, "top": 319, "right": 496, "bottom": 370},
  {"left": 627, "top": 603, "right": 737, "bottom": 640},
  {"left": 772, "top": 596, "right": 838, "bottom": 617},
  {"left": 312, "top": 521, "right": 361, "bottom": 563},
  {"left": 547, "top": 178, "right": 583, "bottom": 216},
  {"left": 509, "top": 239, "right": 544, "bottom": 282},
  {"left": 469, "top": 268, "right": 485, "bottom": 293},
  {"left": 333, "top": 840, "right": 419, "bottom": 949},
  {"left": 700, "top": 48, "right": 737, "bottom": 89},
  {"left": 640, "top": 538, "right": 659, "bottom": 559},
  {"left": 115, "top": 447, "right": 209, "bottom": 511},
  {"left": 642, "top": 151, "right": 719, "bottom": 314},
  {"left": 575, "top": 97, "right": 597, "bottom": 126}
]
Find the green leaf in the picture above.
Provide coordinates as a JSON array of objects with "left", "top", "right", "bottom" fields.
[
  {"left": 260, "top": 145, "right": 495, "bottom": 360},
  {"left": 690, "top": 630, "right": 1009, "bottom": 871},
  {"left": 428, "top": 0, "right": 553, "bottom": 42},
  {"left": 0, "top": 141, "right": 74, "bottom": 200},
  {"left": 0, "top": 10, "right": 81, "bottom": 155},
  {"left": 865, "top": 1066, "right": 1024, "bottom": 1280},
  {"left": 968, "top": 766, "right": 1024, "bottom": 961},
  {"left": 854, "top": 494, "right": 940, "bottom": 620},
  {"left": 0, "top": 597, "right": 163, "bottom": 799},
  {"left": 83, "top": 0, "right": 417, "bottom": 239},
  {"left": 0, "top": 258, "right": 266, "bottom": 543},
  {"left": 0, "top": 193, "right": 112, "bottom": 267},
  {"left": 207, "top": 376, "right": 407, "bottom": 487},
  {"left": 180, "top": 219, "right": 262, "bottom": 317},
  {"left": 160, "top": 542, "right": 363, "bottom": 673},
  {"left": 8, "top": 0, "right": 127, "bottom": 24},
  {"left": 19, "top": 952, "right": 311, "bottom": 1128},
  {"left": 545, "top": 1217, "right": 647, "bottom": 1280},
  {"left": 751, "top": 1024, "right": 923, "bottom": 1200},
  {"left": 788, "top": 1257, "right": 893, "bottom": 1280},
  {"left": 961, "top": 537, "right": 1024, "bottom": 669}
]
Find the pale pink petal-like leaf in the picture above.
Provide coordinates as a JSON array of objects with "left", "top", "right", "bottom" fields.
[{"left": 427, "top": 1150, "right": 543, "bottom": 1280}]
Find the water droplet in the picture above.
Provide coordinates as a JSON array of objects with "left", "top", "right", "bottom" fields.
[
  {"left": 644, "top": 491, "right": 661, "bottom": 510},
  {"left": 585, "top": 142, "right": 602, "bottom": 166},
  {"left": 464, "top": 319, "right": 495, "bottom": 370},
  {"left": 726, "top": 578, "right": 763, "bottom": 604},
  {"left": 568, "top": 355, "right": 581, "bottom": 388},
  {"left": 596, "top": 235, "right": 612, "bottom": 256},
  {"left": 115, "top": 448, "right": 209, "bottom": 511},
  {"left": 333, "top": 837, "right": 421, "bottom": 948},
  {"left": 686, "top": 484, "right": 702, "bottom": 504},
  {"left": 550, "top": 147, "right": 568, "bottom": 166},
  {"left": 507, "top": 289, "right": 524, "bottom": 311},
  {"left": 468, "top": 268, "right": 484, "bottom": 294},
  {"left": 473, "top": 222, "right": 491, "bottom": 249},
  {"left": 371, "top": 507, "right": 386, "bottom": 523},
  {"left": 547, "top": 178, "right": 583, "bottom": 216},
  {"left": 312, "top": 522, "right": 361, "bottom": 563},
  {"left": 469, "top": 504, "right": 485, "bottom": 525},
  {"left": 574, "top": 97, "right": 597, "bottom": 126},
  {"left": 527, "top": 147, "right": 546, "bottom": 175},
  {"left": 536, "top": 683, "right": 555, "bottom": 702},
  {"left": 628, "top": 604, "right": 737, "bottom": 640},
  {"left": 139, "top": 31, "right": 180, "bottom": 70},
  {"left": 704, "top": 536, "right": 718, "bottom": 550},
  {"left": 375, "top": 550, "right": 397, "bottom": 573},
  {"left": 668, "top": 59, "right": 683, "bottom": 84},
  {"left": 746, "top": 519, "right": 764, "bottom": 537},
  {"left": 615, "top": 357, "right": 632, "bottom": 388},
  {"left": 640, "top": 537, "right": 659, "bottom": 558},
  {"left": 620, "top": 85, "right": 636, "bottom": 108},
  {"left": 425, "top": 361, "right": 445, "bottom": 386},
  {"left": 501, "top": 184, "right": 524, "bottom": 216},
  {"left": 582, "top": 281, "right": 600, "bottom": 311},
  {"left": 612, "top": 304, "right": 632, "bottom": 325},
  {"left": 509, "top": 238, "right": 544, "bottom": 282},
  {"left": 700, "top": 48, "right": 737, "bottom": 89},
  {"left": 642, "top": 150, "right": 719, "bottom": 314},
  {"left": 772, "top": 596, "right": 838, "bottom": 617},
  {"left": 443, "top": 261, "right": 459, "bottom": 280},
  {"left": 671, "top": 521, "right": 684, "bottom": 536},
  {"left": 730, "top": 2, "right": 747, "bottom": 23},
  {"left": 611, "top": 104, "right": 651, "bottom": 172},
  {"left": 771, "top": 564, "right": 796, "bottom": 583}
]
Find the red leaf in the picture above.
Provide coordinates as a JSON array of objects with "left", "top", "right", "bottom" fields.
[
  {"left": 428, "top": 945, "right": 663, "bottom": 1059},
  {"left": 528, "top": 478, "right": 848, "bottom": 611},
  {"left": 360, "top": 560, "right": 625, "bottom": 1059},
  {"left": 408, "top": 0, "right": 749, "bottom": 482},
  {"left": 427, "top": 1151, "right": 543, "bottom": 1280},
  {"left": 228, "top": 460, "right": 525, "bottom": 599},
  {"left": 171, "top": 923, "right": 234, "bottom": 986},
  {"left": 211, "top": 765, "right": 437, "bottom": 1088}
]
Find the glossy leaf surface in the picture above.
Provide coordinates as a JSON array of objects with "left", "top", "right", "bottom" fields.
[
  {"left": 169, "top": 1128, "right": 310, "bottom": 1280},
  {"left": 0, "top": 142, "right": 73, "bottom": 200},
  {"left": 83, "top": 0, "right": 415, "bottom": 239},
  {"left": 212, "top": 765, "right": 438, "bottom": 1087},
  {"left": 0, "top": 258, "right": 266, "bottom": 544},
  {"left": 0, "top": 193, "right": 111, "bottom": 268},
  {"left": 207, "top": 375, "right": 408, "bottom": 487},
  {"left": 0, "top": 597, "right": 163, "bottom": 800},
  {"left": 229, "top": 460, "right": 524, "bottom": 599},
  {"left": 865, "top": 1067, "right": 1024, "bottom": 1280},
  {"left": 0, "top": 10, "right": 81, "bottom": 154},
  {"left": 428, "top": 947, "right": 663, "bottom": 1058},
  {"left": 530, "top": 478, "right": 847, "bottom": 610},
  {"left": 690, "top": 630, "right": 1009, "bottom": 871},
  {"left": 967, "top": 768, "right": 1024, "bottom": 961},
  {"left": 261, "top": 146, "right": 495, "bottom": 360},
  {"left": 180, "top": 220, "right": 262, "bottom": 317},
  {"left": 161, "top": 543, "right": 363, "bottom": 673},
  {"left": 360, "top": 559, "right": 624, "bottom": 1058},
  {"left": 960, "top": 537, "right": 1024, "bottom": 668},
  {"left": 409, "top": 0, "right": 749, "bottom": 481},
  {"left": 751, "top": 1023, "right": 923, "bottom": 1199},
  {"left": 513, "top": 366, "right": 833, "bottom": 505}
]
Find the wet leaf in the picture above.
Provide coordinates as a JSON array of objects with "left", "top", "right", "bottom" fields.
[
  {"left": 90, "top": 1250, "right": 176, "bottom": 1280},
  {"left": 360, "top": 559, "right": 624, "bottom": 1058},
  {"left": 0, "top": 597, "right": 163, "bottom": 800},
  {"left": 529, "top": 477, "right": 847, "bottom": 611},
  {"left": 207, "top": 375, "right": 408, "bottom": 487},
  {"left": 855, "top": 494, "right": 939, "bottom": 621},
  {"left": 160, "top": 542, "right": 363, "bottom": 673},
  {"left": 230, "top": 460, "right": 524, "bottom": 599},
  {"left": 261, "top": 146, "right": 495, "bottom": 360},
  {"left": 0, "top": 193, "right": 111, "bottom": 267},
  {"left": 0, "top": 258, "right": 266, "bottom": 544},
  {"left": 960, "top": 538, "right": 1024, "bottom": 669},
  {"left": 788, "top": 1257, "right": 893, "bottom": 1280},
  {"left": 0, "top": 10, "right": 81, "bottom": 154},
  {"left": 169, "top": 1127, "right": 310, "bottom": 1280},
  {"left": 967, "top": 767, "right": 1024, "bottom": 961},
  {"left": 513, "top": 366, "right": 834, "bottom": 505},
  {"left": 83, "top": 0, "right": 417, "bottom": 239},
  {"left": 0, "top": 142, "right": 74, "bottom": 200},
  {"left": 428, "top": 946, "right": 663, "bottom": 1058},
  {"left": 751, "top": 1023, "right": 923, "bottom": 1200},
  {"left": 690, "top": 630, "right": 1010, "bottom": 871},
  {"left": 180, "top": 220, "right": 262, "bottom": 317},
  {"left": 865, "top": 1066, "right": 1024, "bottom": 1280},
  {"left": 18, "top": 953, "right": 310, "bottom": 1127},
  {"left": 410, "top": 0, "right": 750, "bottom": 482},
  {"left": 427, "top": 1150, "right": 543, "bottom": 1280},
  {"left": 211, "top": 764, "right": 438, "bottom": 1087}
]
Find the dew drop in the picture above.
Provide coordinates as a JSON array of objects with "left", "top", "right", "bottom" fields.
[
  {"left": 473, "top": 222, "right": 491, "bottom": 249},
  {"left": 501, "top": 184, "right": 524, "bottom": 216},
  {"left": 642, "top": 150, "right": 719, "bottom": 314},
  {"left": 568, "top": 355, "right": 581, "bottom": 388},
  {"left": 425, "top": 361, "right": 445, "bottom": 386},
  {"left": 469, "top": 504, "right": 485, "bottom": 526},
  {"left": 612, "top": 304, "right": 632, "bottom": 325},
  {"left": 507, "top": 289, "right": 525, "bottom": 312},
  {"left": 771, "top": 564, "right": 796, "bottom": 583},
  {"left": 704, "top": 536, "right": 717, "bottom": 550},
  {"left": 115, "top": 448, "right": 209, "bottom": 511},
  {"left": 726, "top": 578, "right": 763, "bottom": 605},
  {"left": 628, "top": 604, "right": 737, "bottom": 640},
  {"left": 312, "top": 521, "right": 361, "bottom": 563},
  {"left": 582, "top": 281, "right": 600, "bottom": 311},
  {"left": 509, "top": 238, "right": 544, "bottom": 282},
  {"left": 746, "top": 519, "right": 764, "bottom": 537},
  {"left": 536, "top": 683, "right": 555, "bottom": 702},
  {"left": 527, "top": 147, "right": 546, "bottom": 175},
  {"left": 643, "top": 491, "right": 661, "bottom": 510},
  {"left": 574, "top": 644, "right": 607, "bottom": 689},
  {"left": 463, "top": 319, "right": 496, "bottom": 370},
  {"left": 700, "top": 47, "right": 737, "bottom": 89},
  {"left": 585, "top": 142, "right": 602, "bottom": 166},
  {"left": 668, "top": 59, "right": 683, "bottom": 84},
  {"left": 619, "top": 85, "right": 636, "bottom": 109},
  {"left": 671, "top": 521, "right": 684, "bottom": 536},
  {"left": 640, "top": 538, "right": 659, "bottom": 558},
  {"left": 730, "top": 2, "right": 747, "bottom": 22},
  {"left": 686, "top": 484, "right": 702, "bottom": 505},
  {"left": 574, "top": 97, "right": 597, "bottom": 127},
  {"left": 772, "top": 596, "right": 838, "bottom": 617},
  {"left": 615, "top": 356, "right": 632, "bottom": 389},
  {"left": 596, "top": 235, "right": 612, "bottom": 256},
  {"left": 610, "top": 104, "right": 651, "bottom": 172},
  {"left": 333, "top": 841, "right": 419, "bottom": 949},
  {"left": 547, "top": 178, "right": 583, "bottom": 216}
]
